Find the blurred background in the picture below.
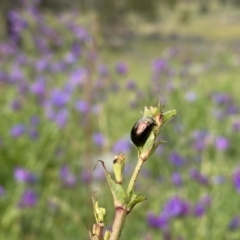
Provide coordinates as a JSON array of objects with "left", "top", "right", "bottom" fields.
[{"left": 1, "top": 0, "right": 240, "bottom": 239}]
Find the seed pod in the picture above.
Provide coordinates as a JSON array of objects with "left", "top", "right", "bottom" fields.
[{"left": 130, "top": 116, "right": 156, "bottom": 147}]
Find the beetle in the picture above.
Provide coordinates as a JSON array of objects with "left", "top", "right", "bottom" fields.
[{"left": 130, "top": 116, "right": 156, "bottom": 147}]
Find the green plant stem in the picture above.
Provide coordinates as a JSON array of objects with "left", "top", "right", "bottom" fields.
[
  {"left": 109, "top": 157, "right": 145, "bottom": 240},
  {"left": 127, "top": 157, "right": 145, "bottom": 195},
  {"left": 109, "top": 208, "right": 128, "bottom": 240}
]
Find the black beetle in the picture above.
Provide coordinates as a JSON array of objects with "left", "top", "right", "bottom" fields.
[{"left": 130, "top": 116, "right": 156, "bottom": 147}]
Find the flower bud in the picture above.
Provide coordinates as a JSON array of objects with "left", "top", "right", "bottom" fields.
[{"left": 113, "top": 154, "right": 125, "bottom": 184}]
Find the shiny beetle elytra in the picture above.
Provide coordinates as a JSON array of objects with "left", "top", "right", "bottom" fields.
[{"left": 130, "top": 116, "right": 156, "bottom": 147}]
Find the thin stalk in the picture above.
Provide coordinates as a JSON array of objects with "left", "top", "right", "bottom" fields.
[
  {"left": 109, "top": 208, "right": 128, "bottom": 240},
  {"left": 109, "top": 157, "right": 145, "bottom": 240},
  {"left": 127, "top": 157, "right": 145, "bottom": 195}
]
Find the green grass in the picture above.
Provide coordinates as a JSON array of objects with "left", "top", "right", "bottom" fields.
[{"left": 129, "top": 4, "right": 240, "bottom": 41}]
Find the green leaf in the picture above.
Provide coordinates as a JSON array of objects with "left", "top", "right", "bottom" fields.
[
  {"left": 113, "top": 154, "right": 126, "bottom": 184},
  {"left": 126, "top": 190, "right": 147, "bottom": 211},
  {"left": 162, "top": 109, "right": 177, "bottom": 123},
  {"left": 92, "top": 197, "right": 106, "bottom": 225},
  {"left": 94, "top": 161, "right": 126, "bottom": 207}
]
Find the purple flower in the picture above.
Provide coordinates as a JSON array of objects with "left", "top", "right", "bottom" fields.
[
  {"left": 212, "top": 108, "right": 224, "bottom": 120},
  {"left": 98, "top": 64, "right": 109, "bottom": 77},
  {"left": 212, "top": 175, "right": 225, "bottom": 185},
  {"left": 34, "top": 37, "right": 48, "bottom": 53},
  {"left": 29, "top": 128, "right": 39, "bottom": 139},
  {"left": 60, "top": 165, "right": 76, "bottom": 187},
  {"left": 14, "top": 167, "right": 37, "bottom": 183},
  {"left": 193, "top": 203, "right": 205, "bottom": 217},
  {"left": 193, "top": 140, "right": 206, "bottom": 151},
  {"left": 228, "top": 216, "right": 240, "bottom": 230},
  {"left": 125, "top": 80, "right": 137, "bottom": 90},
  {"left": 69, "top": 68, "right": 86, "bottom": 87},
  {"left": 152, "top": 58, "right": 167, "bottom": 74},
  {"left": 0, "top": 185, "right": 5, "bottom": 197},
  {"left": 169, "top": 152, "right": 185, "bottom": 167},
  {"left": 9, "top": 65, "right": 24, "bottom": 83},
  {"left": 147, "top": 213, "right": 169, "bottom": 229},
  {"left": 11, "top": 99, "right": 22, "bottom": 111},
  {"left": 227, "top": 104, "right": 238, "bottom": 115},
  {"left": 52, "top": 62, "right": 65, "bottom": 74},
  {"left": 193, "top": 195, "right": 211, "bottom": 217},
  {"left": 162, "top": 196, "right": 190, "bottom": 218},
  {"left": 18, "top": 80, "right": 29, "bottom": 95},
  {"left": 71, "top": 42, "right": 81, "bottom": 57},
  {"left": 35, "top": 58, "right": 49, "bottom": 72},
  {"left": 215, "top": 136, "right": 229, "bottom": 151},
  {"left": 27, "top": 5, "right": 42, "bottom": 18},
  {"left": 92, "top": 133, "right": 105, "bottom": 147},
  {"left": 71, "top": 25, "right": 89, "bottom": 40},
  {"left": 200, "top": 195, "right": 212, "bottom": 206},
  {"left": 18, "top": 189, "right": 38, "bottom": 208},
  {"left": 16, "top": 53, "right": 27, "bottom": 65},
  {"left": 232, "top": 120, "right": 240, "bottom": 132},
  {"left": 10, "top": 124, "right": 26, "bottom": 138},
  {"left": 7, "top": 10, "right": 28, "bottom": 33},
  {"left": 185, "top": 91, "right": 197, "bottom": 102},
  {"left": 192, "top": 130, "right": 209, "bottom": 140},
  {"left": 212, "top": 92, "right": 231, "bottom": 104},
  {"left": 232, "top": 166, "right": 240, "bottom": 193},
  {"left": 30, "top": 116, "right": 40, "bottom": 125},
  {"left": 30, "top": 76, "right": 46, "bottom": 97},
  {"left": 171, "top": 172, "right": 183, "bottom": 187},
  {"left": 80, "top": 170, "right": 91, "bottom": 184},
  {"left": 115, "top": 62, "right": 128, "bottom": 75},
  {"left": 50, "top": 89, "right": 70, "bottom": 108},
  {"left": 75, "top": 100, "right": 89, "bottom": 113},
  {"left": 112, "top": 137, "right": 131, "bottom": 153},
  {"left": 0, "top": 71, "right": 9, "bottom": 83},
  {"left": 64, "top": 52, "right": 77, "bottom": 64},
  {"left": 189, "top": 168, "right": 209, "bottom": 186},
  {"left": 54, "top": 109, "right": 68, "bottom": 128},
  {"left": 192, "top": 130, "right": 210, "bottom": 151}
]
